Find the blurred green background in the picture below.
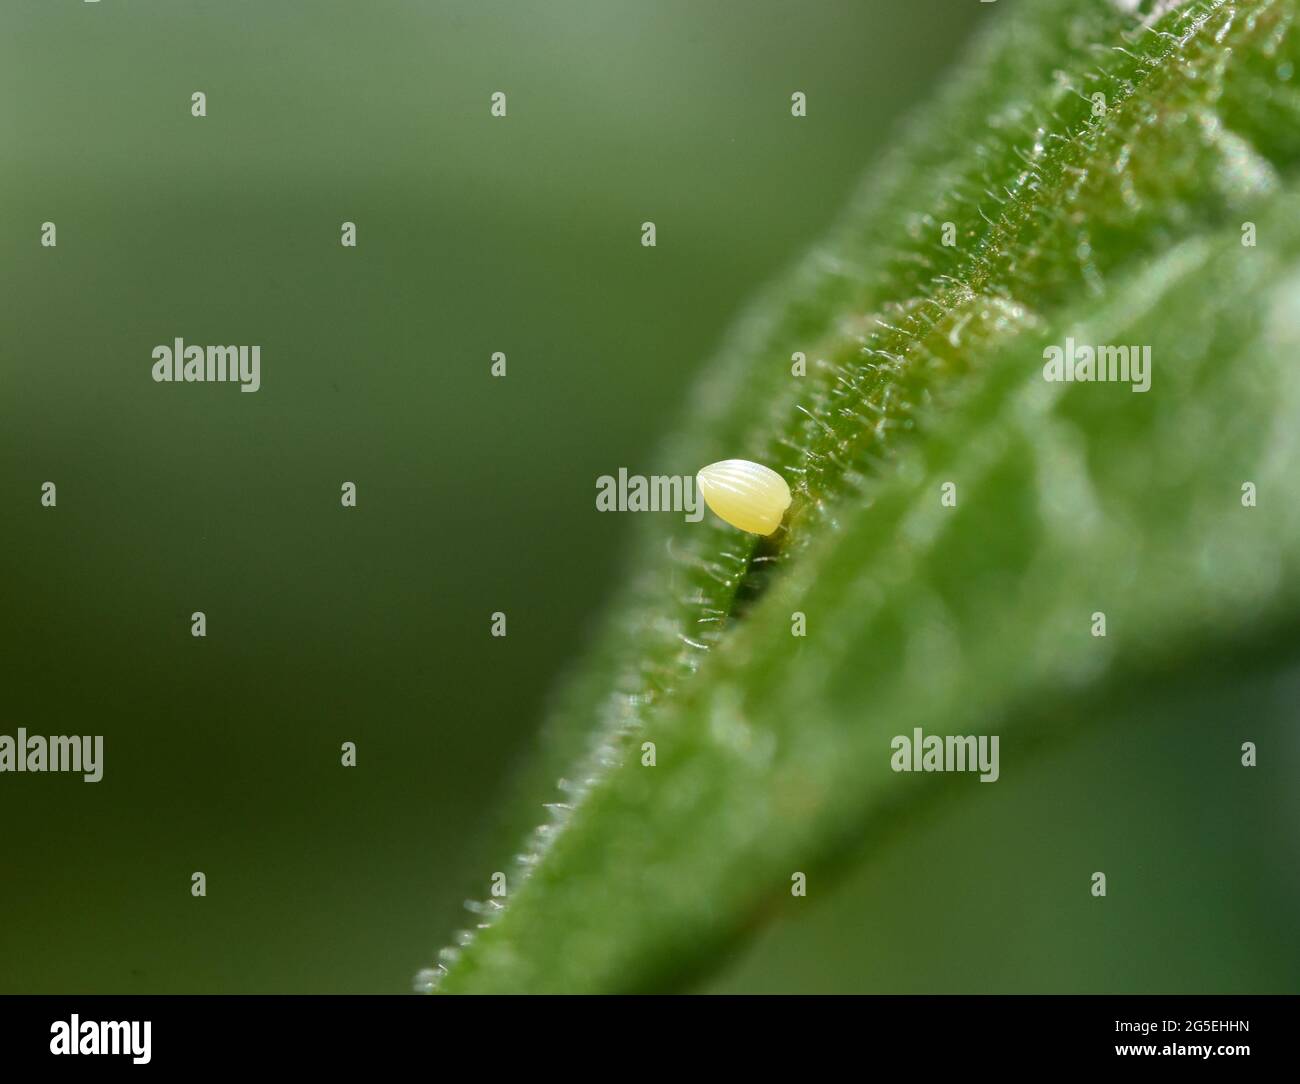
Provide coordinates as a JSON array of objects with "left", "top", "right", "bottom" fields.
[{"left": 2, "top": 1, "right": 1294, "bottom": 994}]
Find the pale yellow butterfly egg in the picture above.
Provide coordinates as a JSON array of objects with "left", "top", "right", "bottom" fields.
[{"left": 696, "top": 459, "right": 792, "bottom": 536}]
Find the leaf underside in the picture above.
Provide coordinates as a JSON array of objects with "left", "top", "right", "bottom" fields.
[{"left": 430, "top": 0, "right": 1300, "bottom": 993}]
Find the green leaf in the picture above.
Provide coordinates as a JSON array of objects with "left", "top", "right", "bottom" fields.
[{"left": 428, "top": 0, "right": 1300, "bottom": 993}]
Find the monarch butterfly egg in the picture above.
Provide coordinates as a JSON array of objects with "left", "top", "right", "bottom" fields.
[{"left": 696, "top": 459, "right": 792, "bottom": 536}]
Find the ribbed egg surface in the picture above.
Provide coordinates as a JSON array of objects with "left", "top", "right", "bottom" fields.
[{"left": 696, "top": 459, "right": 792, "bottom": 536}]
